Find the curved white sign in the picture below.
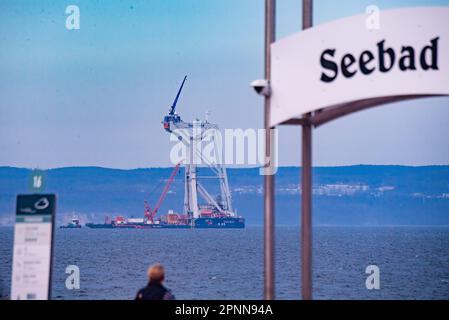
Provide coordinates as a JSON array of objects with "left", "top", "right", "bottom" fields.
[{"left": 270, "top": 7, "right": 449, "bottom": 127}]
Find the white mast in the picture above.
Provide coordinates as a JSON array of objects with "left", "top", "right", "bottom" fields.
[{"left": 163, "top": 76, "right": 234, "bottom": 218}]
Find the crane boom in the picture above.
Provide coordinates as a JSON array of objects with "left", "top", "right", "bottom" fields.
[
  {"left": 144, "top": 161, "right": 182, "bottom": 223},
  {"left": 169, "top": 75, "right": 187, "bottom": 115},
  {"left": 143, "top": 200, "right": 153, "bottom": 222}
]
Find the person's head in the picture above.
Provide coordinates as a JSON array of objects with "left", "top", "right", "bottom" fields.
[{"left": 147, "top": 263, "right": 165, "bottom": 283}]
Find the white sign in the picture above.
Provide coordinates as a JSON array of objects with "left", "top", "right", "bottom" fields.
[
  {"left": 11, "top": 194, "right": 55, "bottom": 300},
  {"left": 270, "top": 7, "right": 449, "bottom": 127}
]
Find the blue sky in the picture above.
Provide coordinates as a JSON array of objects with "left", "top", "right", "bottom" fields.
[{"left": 0, "top": 0, "right": 448, "bottom": 168}]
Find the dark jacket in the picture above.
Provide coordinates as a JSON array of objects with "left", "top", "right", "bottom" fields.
[{"left": 135, "top": 281, "right": 175, "bottom": 300}]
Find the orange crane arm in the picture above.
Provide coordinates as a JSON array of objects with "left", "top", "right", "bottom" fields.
[
  {"left": 144, "top": 200, "right": 152, "bottom": 221},
  {"left": 149, "top": 162, "right": 182, "bottom": 220}
]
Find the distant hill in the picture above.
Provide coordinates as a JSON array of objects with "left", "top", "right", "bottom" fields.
[{"left": 0, "top": 165, "right": 448, "bottom": 226}]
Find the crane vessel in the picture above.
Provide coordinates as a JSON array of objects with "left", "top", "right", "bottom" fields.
[{"left": 86, "top": 76, "right": 245, "bottom": 229}]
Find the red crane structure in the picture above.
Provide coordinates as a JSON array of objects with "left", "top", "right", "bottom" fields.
[{"left": 144, "top": 161, "right": 182, "bottom": 223}]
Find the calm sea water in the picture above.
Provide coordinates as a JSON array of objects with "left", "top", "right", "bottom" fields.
[{"left": 1, "top": 226, "right": 448, "bottom": 300}]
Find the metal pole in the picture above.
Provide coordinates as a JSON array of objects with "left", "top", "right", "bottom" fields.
[
  {"left": 301, "top": 119, "right": 312, "bottom": 300},
  {"left": 301, "top": 0, "right": 313, "bottom": 301},
  {"left": 303, "top": 0, "right": 313, "bottom": 30},
  {"left": 264, "top": 0, "right": 276, "bottom": 300}
]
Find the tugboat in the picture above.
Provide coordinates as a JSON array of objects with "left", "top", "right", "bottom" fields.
[{"left": 60, "top": 217, "right": 82, "bottom": 229}]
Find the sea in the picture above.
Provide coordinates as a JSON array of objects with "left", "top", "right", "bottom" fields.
[{"left": 1, "top": 226, "right": 448, "bottom": 300}]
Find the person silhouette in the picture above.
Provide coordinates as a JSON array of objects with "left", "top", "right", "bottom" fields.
[{"left": 135, "top": 263, "right": 175, "bottom": 300}]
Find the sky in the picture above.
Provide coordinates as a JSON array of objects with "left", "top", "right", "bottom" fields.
[{"left": 0, "top": 0, "right": 448, "bottom": 169}]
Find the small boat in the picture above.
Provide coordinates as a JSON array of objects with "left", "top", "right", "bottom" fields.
[{"left": 60, "top": 217, "right": 82, "bottom": 229}]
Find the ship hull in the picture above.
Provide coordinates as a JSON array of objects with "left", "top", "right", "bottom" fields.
[
  {"left": 85, "top": 217, "right": 245, "bottom": 229},
  {"left": 85, "top": 223, "right": 114, "bottom": 229},
  {"left": 194, "top": 217, "right": 245, "bottom": 229}
]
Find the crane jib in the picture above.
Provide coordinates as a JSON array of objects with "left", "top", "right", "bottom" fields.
[{"left": 170, "top": 75, "right": 187, "bottom": 115}]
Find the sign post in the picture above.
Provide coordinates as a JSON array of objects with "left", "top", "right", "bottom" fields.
[
  {"left": 264, "top": 0, "right": 276, "bottom": 301},
  {"left": 11, "top": 194, "right": 56, "bottom": 300},
  {"left": 301, "top": 0, "right": 313, "bottom": 301}
]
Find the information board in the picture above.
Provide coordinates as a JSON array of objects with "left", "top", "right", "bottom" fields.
[{"left": 11, "top": 194, "right": 56, "bottom": 300}]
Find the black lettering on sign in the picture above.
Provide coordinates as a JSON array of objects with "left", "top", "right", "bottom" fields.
[
  {"left": 421, "top": 37, "right": 439, "bottom": 70},
  {"left": 320, "top": 49, "right": 338, "bottom": 83},
  {"left": 319, "top": 37, "right": 440, "bottom": 83},
  {"left": 359, "top": 50, "right": 375, "bottom": 75},
  {"left": 399, "top": 47, "right": 416, "bottom": 71},
  {"left": 341, "top": 54, "right": 357, "bottom": 78},
  {"left": 378, "top": 40, "right": 395, "bottom": 73}
]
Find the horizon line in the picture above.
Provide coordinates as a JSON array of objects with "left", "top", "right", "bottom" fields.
[{"left": 1, "top": 163, "right": 449, "bottom": 171}]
